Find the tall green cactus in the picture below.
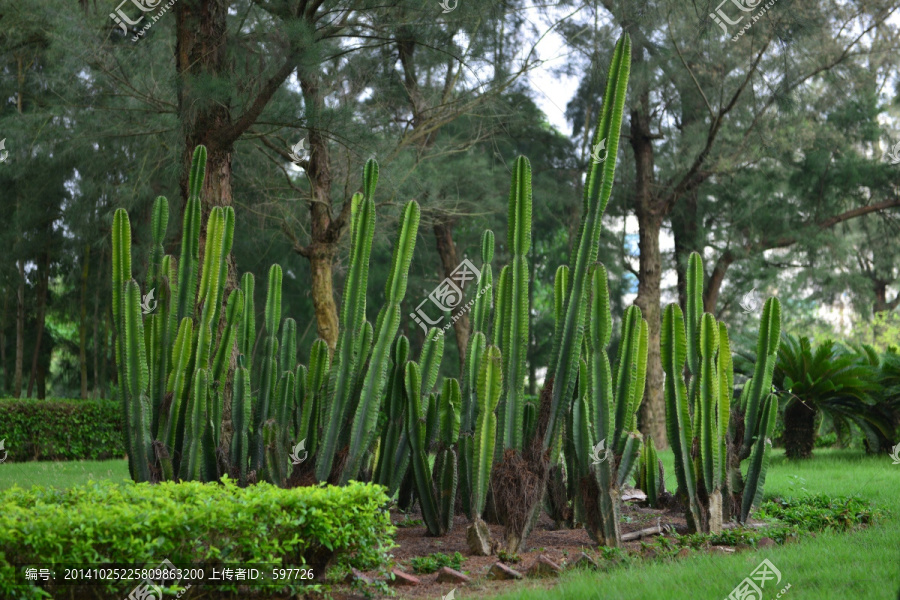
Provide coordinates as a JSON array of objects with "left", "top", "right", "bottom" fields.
[
  {"left": 342, "top": 199, "right": 420, "bottom": 482},
  {"left": 373, "top": 335, "right": 411, "bottom": 492},
  {"left": 316, "top": 164, "right": 377, "bottom": 482},
  {"left": 734, "top": 297, "right": 781, "bottom": 522},
  {"left": 252, "top": 265, "right": 283, "bottom": 473},
  {"left": 547, "top": 33, "right": 631, "bottom": 452},
  {"left": 576, "top": 265, "right": 647, "bottom": 546},
  {"left": 459, "top": 231, "right": 494, "bottom": 518},
  {"left": 404, "top": 361, "right": 460, "bottom": 536},
  {"left": 501, "top": 157, "right": 532, "bottom": 453},
  {"left": 231, "top": 358, "right": 252, "bottom": 486},
  {"left": 466, "top": 344, "right": 502, "bottom": 552},
  {"left": 113, "top": 146, "right": 267, "bottom": 486},
  {"left": 664, "top": 252, "right": 781, "bottom": 531},
  {"left": 662, "top": 303, "right": 703, "bottom": 531},
  {"left": 636, "top": 436, "right": 662, "bottom": 508}
]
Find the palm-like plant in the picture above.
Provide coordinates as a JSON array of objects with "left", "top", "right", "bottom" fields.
[{"left": 774, "top": 335, "right": 884, "bottom": 458}]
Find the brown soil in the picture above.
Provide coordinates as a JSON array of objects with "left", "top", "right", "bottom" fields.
[{"left": 324, "top": 498, "right": 751, "bottom": 599}]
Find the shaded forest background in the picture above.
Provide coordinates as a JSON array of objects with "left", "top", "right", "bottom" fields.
[{"left": 1, "top": 0, "right": 898, "bottom": 446}]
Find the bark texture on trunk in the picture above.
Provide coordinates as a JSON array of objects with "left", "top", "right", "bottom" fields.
[
  {"left": 27, "top": 255, "right": 49, "bottom": 398},
  {"left": 783, "top": 399, "right": 817, "bottom": 459},
  {"left": 79, "top": 245, "right": 91, "bottom": 399},
  {"left": 14, "top": 260, "right": 24, "bottom": 398},
  {"left": 297, "top": 73, "right": 343, "bottom": 352},
  {"left": 630, "top": 88, "right": 667, "bottom": 447},
  {"left": 433, "top": 221, "right": 470, "bottom": 368}
]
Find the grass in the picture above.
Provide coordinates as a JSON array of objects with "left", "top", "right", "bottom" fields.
[
  {"left": 494, "top": 449, "right": 899, "bottom": 600},
  {"left": 0, "top": 459, "right": 129, "bottom": 491},
  {"left": 0, "top": 450, "right": 896, "bottom": 599}
]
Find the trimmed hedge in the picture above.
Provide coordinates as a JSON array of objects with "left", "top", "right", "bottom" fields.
[
  {"left": 0, "top": 478, "right": 395, "bottom": 599},
  {"left": 0, "top": 398, "right": 125, "bottom": 461}
]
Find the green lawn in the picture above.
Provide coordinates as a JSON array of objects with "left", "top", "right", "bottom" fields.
[{"left": 0, "top": 451, "right": 897, "bottom": 600}]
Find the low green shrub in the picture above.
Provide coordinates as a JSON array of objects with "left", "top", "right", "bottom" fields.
[
  {"left": 0, "top": 398, "right": 125, "bottom": 461},
  {"left": 757, "top": 493, "right": 882, "bottom": 531},
  {"left": 0, "top": 478, "right": 394, "bottom": 599},
  {"left": 409, "top": 551, "right": 464, "bottom": 574}
]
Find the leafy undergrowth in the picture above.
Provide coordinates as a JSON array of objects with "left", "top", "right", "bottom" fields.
[
  {"left": 635, "top": 494, "right": 882, "bottom": 560},
  {"left": 409, "top": 551, "right": 465, "bottom": 574},
  {"left": 756, "top": 494, "right": 882, "bottom": 531}
]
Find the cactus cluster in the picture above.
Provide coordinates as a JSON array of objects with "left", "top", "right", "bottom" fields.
[
  {"left": 662, "top": 252, "right": 780, "bottom": 532},
  {"left": 112, "top": 30, "right": 782, "bottom": 558}
]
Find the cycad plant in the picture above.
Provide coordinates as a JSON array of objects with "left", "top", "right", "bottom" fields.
[{"left": 774, "top": 335, "right": 882, "bottom": 459}]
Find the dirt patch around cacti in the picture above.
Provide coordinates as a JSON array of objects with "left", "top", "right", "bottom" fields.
[{"left": 322, "top": 499, "right": 772, "bottom": 599}]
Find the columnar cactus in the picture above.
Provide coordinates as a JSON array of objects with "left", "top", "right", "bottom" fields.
[
  {"left": 373, "top": 335, "right": 411, "bottom": 493},
  {"left": 113, "top": 146, "right": 266, "bottom": 485},
  {"left": 342, "top": 199, "right": 420, "bottom": 482},
  {"left": 576, "top": 264, "right": 648, "bottom": 546},
  {"left": 404, "top": 357, "right": 461, "bottom": 536},
  {"left": 546, "top": 34, "right": 632, "bottom": 454},
  {"left": 636, "top": 436, "right": 662, "bottom": 508},
  {"left": 501, "top": 156, "right": 532, "bottom": 453},
  {"left": 459, "top": 231, "right": 494, "bottom": 518},
  {"left": 663, "top": 252, "right": 781, "bottom": 531},
  {"left": 467, "top": 344, "right": 502, "bottom": 552}
]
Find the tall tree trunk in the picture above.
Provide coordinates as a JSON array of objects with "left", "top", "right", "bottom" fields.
[
  {"left": 79, "top": 245, "right": 91, "bottom": 399},
  {"left": 630, "top": 87, "right": 668, "bottom": 447},
  {"left": 783, "top": 399, "right": 817, "bottom": 459},
  {"left": 93, "top": 258, "right": 102, "bottom": 398},
  {"left": 1, "top": 292, "right": 7, "bottom": 394},
  {"left": 14, "top": 260, "right": 24, "bottom": 398},
  {"left": 672, "top": 191, "right": 699, "bottom": 310},
  {"left": 296, "top": 74, "right": 343, "bottom": 352},
  {"left": 175, "top": 0, "right": 241, "bottom": 295},
  {"left": 101, "top": 310, "right": 111, "bottom": 399},
  {"left": 27, "top": 254, "right": 50, "bottom": 398},
  {"left": 433, "top": 221, "right": 470, "bottom": 369}
]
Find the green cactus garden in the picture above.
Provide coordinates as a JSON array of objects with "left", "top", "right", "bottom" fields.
[
  {"left": 84, "top": 32, "right": 876, "bottom": 596},
  {"left": 2, "top": 5, "right": 900, "bottom": 598}
]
